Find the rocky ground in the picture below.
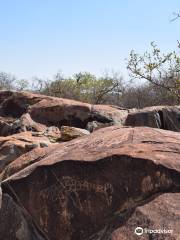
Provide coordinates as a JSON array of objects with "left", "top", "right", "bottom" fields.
[{"left": 0, "top": 90, "right": 179, "bottom": 240}]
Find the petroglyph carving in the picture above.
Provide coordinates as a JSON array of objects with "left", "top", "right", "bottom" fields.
[
  {"left": 39, "top": 176, "right": 113, "bottom": 207},
  {"left": 62, "top": 176, "right": 113, "bottom": 194}
]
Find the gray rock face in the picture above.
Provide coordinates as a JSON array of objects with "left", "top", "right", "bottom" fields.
[{"left": 125, "top": 106, "right": 180, "bottom": 132}]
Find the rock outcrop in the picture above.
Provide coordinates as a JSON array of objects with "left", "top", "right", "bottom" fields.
[
  {"left": 0, "top": 90, "right": 180, "bottom": 240},
  {"left": 111, "top": 193, "right": 180, "bottom": 240},
  {"left": 29, "top": 97, "right": 128, "bottom": 129},
  {"left": 0, "top": 126, "right": 180, "bottom": 240},
  {"left": 15, "top": 113, "right": 47, "bottom": 132},
  {"left": 0, "top": 193, "right": 47, "bottom": 240},
  {"left": 0, "top": 91, "right": 128, "bottom": 130},
  {"left": 0, "top": 131, "right": 56, "bottom": 174},
  {"left": 0, "top": 90, "right": 45, "bottom": 118},
  {"left": 0, "top": 116, "right": 15, "bottom": 136},
  {"left": 125, "top": 106, "right": 180, "bottom": 132}
]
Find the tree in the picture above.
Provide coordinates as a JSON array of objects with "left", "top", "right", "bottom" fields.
[
  {"left": 120, "top": 82, "right": 178, "bottom": 109},
  {"left": 171, "top": 11, "right": 180, "bottom": 22},
  {"left": 42, "top": 72, "right": 123, "bottom": 104},
  {"left": 15, "top": 79, "right": 29, "bottom": 91},
  {"left": 31, "top": 77, "right": 50, "bottom": 93},
  {"left": 127, "top": 42, "right": 180, "bottom": 101},
  {"left": 0, "top": 71, "right": 16, "bottom": 90}
]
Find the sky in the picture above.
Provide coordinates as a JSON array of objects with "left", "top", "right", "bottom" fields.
[{"left": 0, "top": 0, "right": 179, "bottom": 81}]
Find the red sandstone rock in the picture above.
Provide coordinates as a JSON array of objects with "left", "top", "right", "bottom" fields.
[
  {"left": 0, "top": 91, "right": 45, "bottom": 117},
  {"left": 111, "top": 193, "right": 180, "bottom": 240},
  {"left": 1, "top": 126, "right": 180, "bottom": 240},
  {"left": 0, "top": 90, "right": 180, "bottom": 240},
  {"left": 0, "top": 193, "right": 47, "bottom": 240},
  {"left": 18, "top": 113, "right": 47, "bottom": 132},
  {"left": 0, "top": 131, "right": 55, "bottom": 174},
  {"left": 0, "top": 116, "right": 17, "bottom": 136},
  {"left": 0, "top": 90, "right": 128, "bottom": 130}
]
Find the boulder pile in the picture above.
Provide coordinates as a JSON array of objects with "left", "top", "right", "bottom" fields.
[{"left": 0, "top": 90, "right": 179, "bottom": 240}]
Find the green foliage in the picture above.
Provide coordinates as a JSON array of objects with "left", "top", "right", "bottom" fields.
[
  {"left": 43, "top": 72, "right": 123, "bottom": 104},
  {"left": 127, "top": 42, "right": 180, "bottom": 100}
]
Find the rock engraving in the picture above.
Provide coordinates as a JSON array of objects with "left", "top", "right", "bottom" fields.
[{"left": 39, "top": 176, "right": 113, "bottom": 208}]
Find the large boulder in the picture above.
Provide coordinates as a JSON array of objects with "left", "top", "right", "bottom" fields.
[
  {"left": 29, "top": 97, "right": 92, "bottom": 128},
  {"left": 125, "top": 106, "right": 180, "bottom": 132},
  {"left": 111, "top": 193, "right": 180, "bottom": 240},
  {"left": 16, "top": 113, "right": 47, "bottom": 132},
  {"left": 0, "top": 193, "right": 47, "bottom": 240},
  {"left": 29, "top": 98, "right": 128, "bottom": 129},
  {"left": 0, "top": 131, "right": 55, "bottom": 173},
  {"left": 0, "top": 91, "right": 45, "bottom": 118},
  {"left": 0, "top": 91, "right": 128, "bottom": 130},
  {"left": 0, "top": 116, "right": 15, "bottom": 136},
  {"left": 0, "top": 113, "right": 47, "bottom": 136},
  {"left": 1, "top": 126, "right": 180, "bottom": 240},
  {"left": 0, "top": 144, "right": 58, "bottom": 181}
]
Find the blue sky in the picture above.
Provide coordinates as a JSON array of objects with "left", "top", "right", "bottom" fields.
[{"left": 0, "top": 0, "right": 179, "bottom": 80}]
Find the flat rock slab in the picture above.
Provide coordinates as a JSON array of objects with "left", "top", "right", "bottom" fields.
[{"left": 1, "top": 126, "right": 180, "bottom": 240}]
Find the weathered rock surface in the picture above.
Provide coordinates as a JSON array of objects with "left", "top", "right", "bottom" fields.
[
  {"left": 0, "top": 90, "right": 180, "bottom": 240},
  {"left": 125, "top": 106, "right": 180, "bottom": 132},
  {"left": 1, "top": 126, "right": 180, "bottom": 240},
  {"left": 111, "top": 193, "right": 180, "bottom": 240},
  {"left": 0, "top": 144, "right": 57, "bottom": 181},
  {"left": 30, "top": 127, "right": 61, "bottom": 143},
  {"left": 0, "top": 116, "right": 15, "bottom": 136},
  {"left": 60, "top": 125, "right": 90, "bottom": 141},
  {"left": 0, "top": 113, "right": 48, "bottom": 137},
  {"left": 0, "top": 90, "right": 128, "bottom": 130},
  {"left": 0, "top": 193, "right": 47, "bottom": 240},
  {"left": 0, "top": 131, "right": 55, "bottom": 173},
  {"left": 16, "top": 113, "right": 47, "bottom": 132},
  {"left": 29, "top": 98, "right": 128, "bottom": 129},
  {"left": 86, "top": 120, "right": 114, "bottom": 132},
  {"left": 43, "top": 126, "right": 61, "bottom": 142},
  {"left": 1, "top": 91, "right": 180, "bottom": 134},
  {"left": 0, "top": 90, "right": 45, "bottom": 117}
]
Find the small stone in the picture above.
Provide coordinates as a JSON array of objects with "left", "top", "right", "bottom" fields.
[
  {"left": 60, "top": 126, "right": 90, "bottom": 141},
  {"left": 25, "top": 143, "right": 39, "bottom": 150},
  {"left": 40, "top": 142, "right": 49, "bottom": 148}
]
